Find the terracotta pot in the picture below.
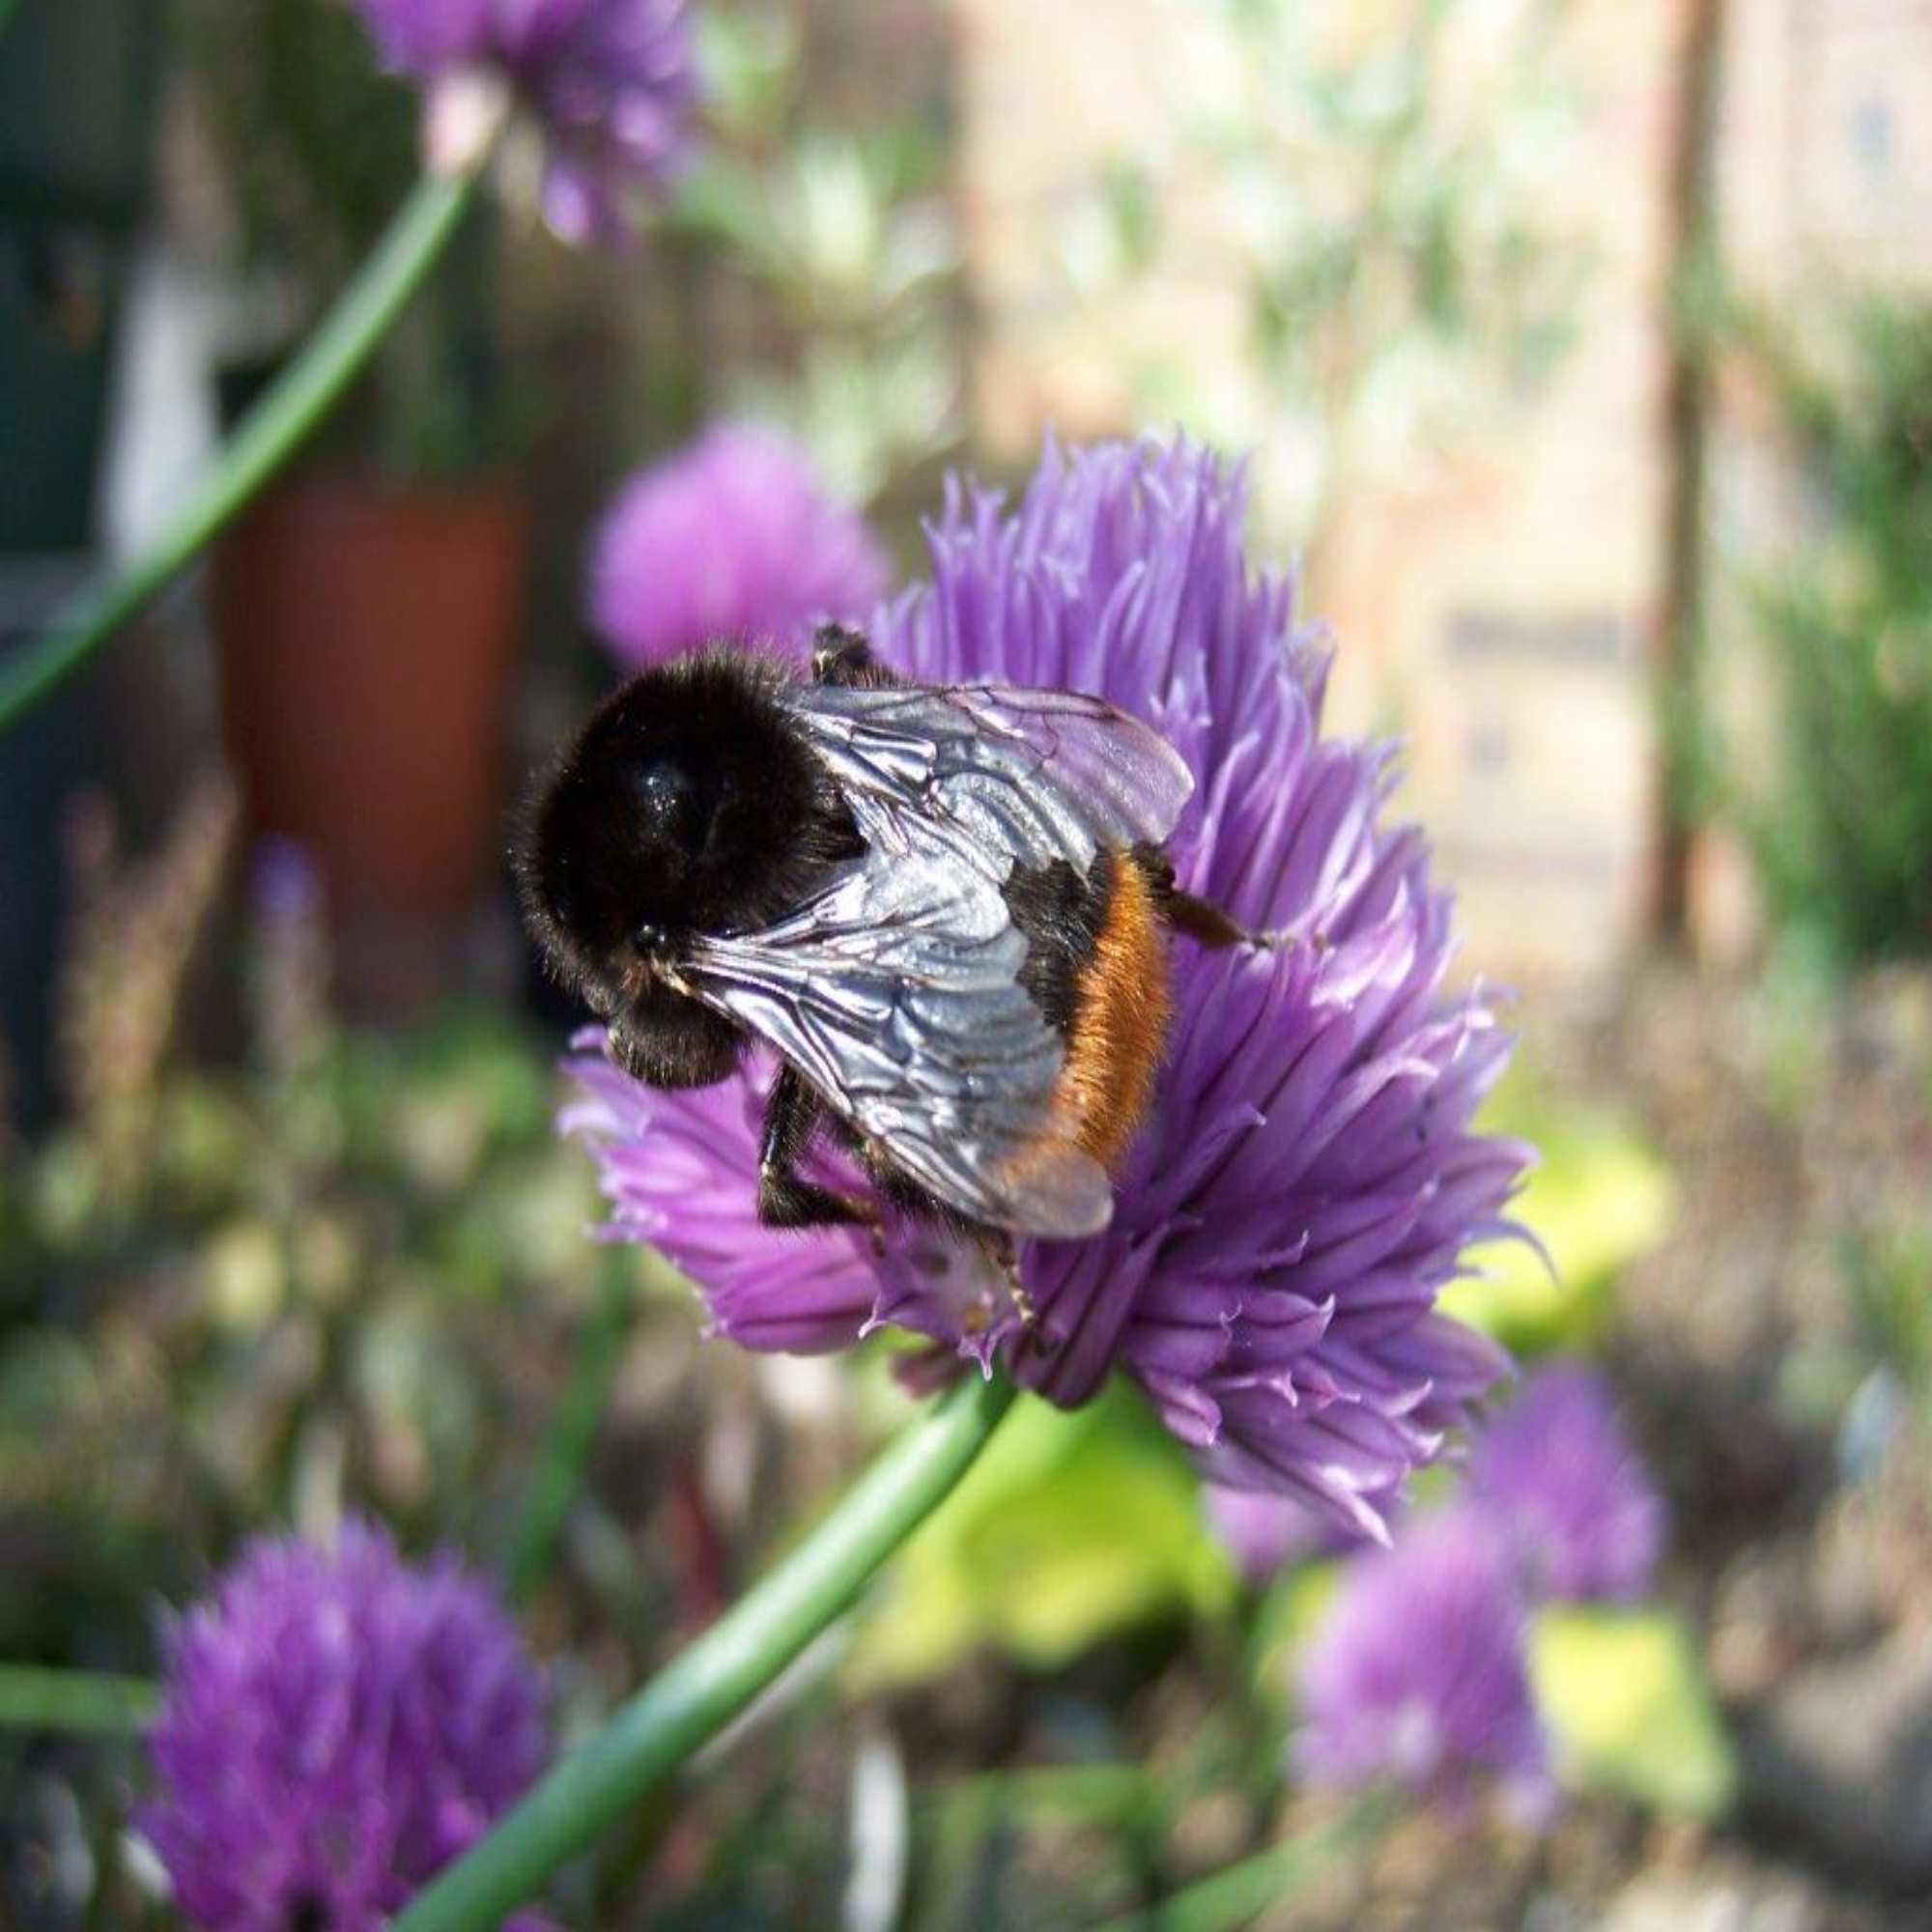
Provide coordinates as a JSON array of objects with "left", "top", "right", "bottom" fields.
[{"left": 212, "top": 478, "right": 528, "bottom": 1004}]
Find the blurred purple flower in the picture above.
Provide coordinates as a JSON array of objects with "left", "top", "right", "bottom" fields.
[
  {"left": 586, "top": 425, "right": 892, "bottom": 669},
  {"left": 247, "top": 837, "right": 331, "bottom": 1075},
  {"left": 249, "top": 835, "right": 325, "bottom": 927},
  {"left": 1467, "top": 1362, "right": 1665, "bottom": 1604},
  {"left": 349, "top": 0, "right": 696, "bottom": 243},
  {"left": 139, "top": 1520, "right": 551, "bottom": 1932},
  {"left": 563, "top": 434, "right": 1528, "bottom": 1539},
  {"left": 1294, "top": 1507, "right": 1551, "bottom": 1816},
  {"left": 1205, "top": 1484, "right": 1378, "bottom": 1582}
]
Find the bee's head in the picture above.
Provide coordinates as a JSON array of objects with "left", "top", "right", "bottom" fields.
[
  {"left": 529, "top": 721, "right": 738, "bottom": 963},
  {"left": 517, "top": 650, "right": 856, "bottom": 1011}
]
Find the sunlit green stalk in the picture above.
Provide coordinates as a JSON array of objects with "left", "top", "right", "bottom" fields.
[
  {"left": 0, "top": 167, "right": 481, "bottom": 734},
  {"left": 394, "top": 1372, "right": 1017, "bottom": 1932},
  {"left": 0, "top": 1665, "right": 158, "bottom": 1735},
  {"left": 1095, "top": 1790, "right": 1400, "bottom": 1932}
]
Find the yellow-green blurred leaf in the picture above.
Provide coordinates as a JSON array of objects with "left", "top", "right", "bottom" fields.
[
  {"left": 202, "top": 1219, "right": 287, "bottom": 1333},
  {"left": 1528, "top": 1605, "right": 1737, "bottom": 1819},
  {"left": 1444, "top": 1072, "right": 1674, "bottom": 1354},
  {"left": 856, "top": 1383, "right": 1236, "bottom": 1685},
  {"left": 1250, "top": 1557, "right": 1342, "bottom": 1699}
]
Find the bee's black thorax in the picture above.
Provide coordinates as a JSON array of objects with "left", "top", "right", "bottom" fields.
[
  {"left": 517, "top": 649, "right": 862, "bottom": 1086},
  {"left": 1003, "top": 857, "right": 1110, "bottom": 1037}
]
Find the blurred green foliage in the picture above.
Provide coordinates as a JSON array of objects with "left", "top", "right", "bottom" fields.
[
  {"left": 177, "top": 0, "right": 517, "bottom": 475},
  {"left": 0, "top": 1004, "right": 604, "bottom": 1570},
  {"left": 179, "top": 0, "right": 418, "bottom": 275},
  {"left": 1732, "top": 300, "right": 1932, "bottom": 970},
  {"left": 669, "top": 3, "right": 963, "bottom": 511},
  {"left": 1838, "top": 1217, "right": 1932, "bottom": 1429},
  {"left": 1780, "top": 1210, "right": 1932, "bottom": 1485},
  {"left": 1442, "top": 1064, "right": 1674, "bottom": 1355},
  {"left": 0, "top": 810, "right": 607, "bottom": 1669}
]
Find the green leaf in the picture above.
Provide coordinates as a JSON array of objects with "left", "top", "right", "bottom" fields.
[
  {"left": 854, "top": 1382, "right": 1236, "bottom": 1684},
  {"left": 1527, "top": 1606, "right": 1737, "bottom": 1819}
]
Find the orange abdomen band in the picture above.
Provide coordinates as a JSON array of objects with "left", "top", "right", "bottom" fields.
[{"left": 1054, "top": 851, "right": 1171, "bottom": 1171}]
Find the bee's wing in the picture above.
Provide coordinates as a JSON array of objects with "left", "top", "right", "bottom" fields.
[
  {"left": 781, "top": 682, "right": 1194, "bottom": 878},
  {"left": 684, "top": 815, "right": 1117, "bottom": 1237},
  {"left": 684, "top": 680, "right": 1193, "bottom": 1236}
]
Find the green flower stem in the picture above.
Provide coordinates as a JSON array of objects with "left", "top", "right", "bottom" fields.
[
  {"left": 394, "top": 1370, "right": 1019, "bottom": 1932},
  {"left": 1094, "top": 1790, "right": 1400, "bottom": 1932},
  {"left": 0, "top": 166, "right": 481, "bottom": 735},
  {"left": 0, "top": 1665, "right": 158, "bottom": 1735}
]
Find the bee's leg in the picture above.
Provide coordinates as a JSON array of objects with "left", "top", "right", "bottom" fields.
[
  {"left": 1136, "top": 845, "right": 1253, "bottom": 950},
  {"left": 930, "top": 1223, "right": 1037, "bottom": 1341},
  {"left": 978, "top": 1229, "right": 1037, "bottom": 1328},
  {"left": 756, "top": 1065, "right": 880, "bottom": 1231},
  {"left": 810, "top": 624, "right": 898, "bottom": 689},
  {"left": 1164, "top": 888, "right": 1250, "bottom": 950}
]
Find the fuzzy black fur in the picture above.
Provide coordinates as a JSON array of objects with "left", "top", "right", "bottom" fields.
[
  {"left": 1002, "top": 857, "right": 1110, "bottom": 1037},
  {"left": 516, "top": 649, "right": 862, "bottom": 1087}
]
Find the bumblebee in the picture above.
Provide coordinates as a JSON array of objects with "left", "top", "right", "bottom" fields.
[{"left": 517, "top": 628, "right": 1245, "bottom": 1241}]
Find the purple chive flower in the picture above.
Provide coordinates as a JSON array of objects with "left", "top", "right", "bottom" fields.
[
  {"left": 349, "top": 0, "right": 696, "bottom": 244},
  {"left": 1294, "top": 1508, "right": 1551, "bottom": 1816},
  {"left": 1466, "top": 1363, "right": 1665, "bottom": 1604},
  {"left": 587, "top": 425, "right": 892, "bottom": 670},
  {"left": 139, "top": 1520, "right": 551, "bottom": 1932},
  {"left": 562, "top": 434, "right": 1529, "bottom": 1539}
]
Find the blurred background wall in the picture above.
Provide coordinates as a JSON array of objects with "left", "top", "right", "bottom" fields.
[{"left": 952, "top": 0, "right": 1932, "bottom": 985}]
